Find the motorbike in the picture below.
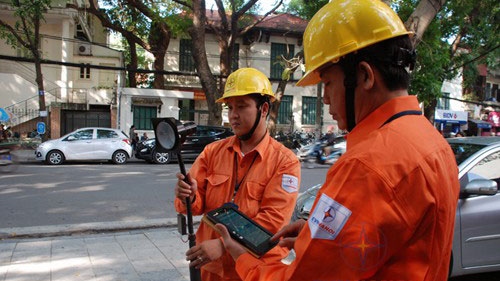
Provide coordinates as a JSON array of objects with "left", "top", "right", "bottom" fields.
[
  {"left": 0, "top": 148, "right": 19, "bottom": 173},
  {"left": 296, "top": 137, "right": 346, "bottom": 169}
]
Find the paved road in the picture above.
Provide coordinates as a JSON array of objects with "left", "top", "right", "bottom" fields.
[{"left": 0, "top": 152, "right": 328, "bottom": 229}]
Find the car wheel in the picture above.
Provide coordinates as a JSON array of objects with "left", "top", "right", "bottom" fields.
[
  {"left": 112, "top": 150, "right": 128, "bottom": 164},
  {"left": 46, "top": 150, "right": 64, "bottom": 165},
  {"left": 153, "top": 150, "right": 170, "bottom": 164}
]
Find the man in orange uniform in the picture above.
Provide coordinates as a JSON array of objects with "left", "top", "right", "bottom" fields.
[
  {"left": 216, "top": 0, "right": 460, "bottom": 280},
  {"left": 174, "top": 68, "right": 301, "bottom": 281}
]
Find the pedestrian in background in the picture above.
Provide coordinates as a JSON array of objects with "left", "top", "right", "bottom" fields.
[
  {"left": 129, "top": 125, "right": 135, "bottom": 142},
  {"left": 216, "top": 1, "right": 460, "bottom": 280},
  {"left": 129, "top": 125, "right": 136, "bottom": 150},
  {"left": 174, "top": 68, "right": 301, "bottom": 281}
]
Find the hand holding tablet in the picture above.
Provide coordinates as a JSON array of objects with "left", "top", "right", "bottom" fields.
[{"left": 202, "top": 205, "right": 278, "bottom": 258}]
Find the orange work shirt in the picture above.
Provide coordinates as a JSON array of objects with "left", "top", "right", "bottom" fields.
[
  {"left": 175, "top": 133, "right": 300, "bottom": 280},
  {"left": 235, "top": 96, "right": 460, "bottom": 281}
]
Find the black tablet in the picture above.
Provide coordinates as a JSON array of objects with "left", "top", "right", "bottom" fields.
[{"left": 203, "top": 205, "right": 278, "bottom": 258}]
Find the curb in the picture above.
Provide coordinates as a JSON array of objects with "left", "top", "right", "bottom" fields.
[{"left": 0, "top": 216, "right": 202, "bottom": 240}]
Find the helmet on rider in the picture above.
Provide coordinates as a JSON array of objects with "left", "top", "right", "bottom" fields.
[
  {"left": 217, "top": 68, "right": 275, "bottom": 141},
  {"left": 297, "top": 0, "right": 415, "bottom": 131}
]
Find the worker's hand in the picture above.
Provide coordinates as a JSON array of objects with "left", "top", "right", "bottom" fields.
[
  {"left": 272, "top": 219, "right": 307, "bottom": 250},
  {"left": 174, "top": 172, "right": 197, "bottom": 204},
  {"left": 186, "top": 239, "right": 224, "bottom": 269},
  {"left": 215, "top": 224, "right": 247, "bottom": 260}
]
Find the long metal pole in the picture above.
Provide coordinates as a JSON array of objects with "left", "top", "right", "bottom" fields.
[{"left": 177, "top": 152, "right": 201, "bottom": 281}]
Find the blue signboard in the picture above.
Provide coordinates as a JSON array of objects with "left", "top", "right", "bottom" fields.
[
  {"left": 0, "top": 108, "right": 9, "bottom": 122},
  {"left": 37, "top": 122, "right": 46, "bottom": 135}
]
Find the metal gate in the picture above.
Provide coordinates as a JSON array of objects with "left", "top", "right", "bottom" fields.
[{"left": 61, "top": 109, "right": 111, "bottom": 135}]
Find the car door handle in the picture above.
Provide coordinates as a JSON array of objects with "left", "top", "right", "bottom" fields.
[{"left": 192, "top": 138, "right": 199, "bottom": 142}]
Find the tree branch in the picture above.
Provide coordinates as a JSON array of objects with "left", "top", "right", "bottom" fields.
[
  {"left": 239, "top": 0, "right": 283, "bottom": 36},
  {"left": 0, "top": 19, "right": 29, "bottom": 48}
]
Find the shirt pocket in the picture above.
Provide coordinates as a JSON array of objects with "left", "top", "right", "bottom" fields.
[
  {"left": 205, "top": 174, "right": 230, "bottom": 210},
  {"left": 238, "top": 181, "right": 265, "bottom": 217}
]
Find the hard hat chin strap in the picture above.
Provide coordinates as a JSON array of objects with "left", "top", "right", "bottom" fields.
[
  {"left": 340, "top": 55, "right": 358, "bottom": 132},
  {"left": 238, "top": 107, "right": 262, "bottom": 141}
]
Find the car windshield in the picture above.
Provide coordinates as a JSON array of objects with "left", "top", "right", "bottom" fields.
[{"left": 449, "top": 143, "right": 487, "bottom": 165}]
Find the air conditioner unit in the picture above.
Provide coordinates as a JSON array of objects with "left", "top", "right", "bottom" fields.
[{"left": 77, "top": 43, "right": 92, "bottom": 56}]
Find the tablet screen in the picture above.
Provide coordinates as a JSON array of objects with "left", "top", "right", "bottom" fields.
[{"left": 214, "top": 208, "right": 271, "bottom": 247}]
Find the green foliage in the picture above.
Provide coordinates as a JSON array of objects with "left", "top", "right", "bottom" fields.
[
  {"left": 287, "top": 0, "right": 499, "bottom": 107},
  {"left": 100, "top": 0, "right": 150, "bottom": 37},
  {"left": 99, "top": 0, "right": 191, "bottom": 74},
  {"left": 442, "top": 0, "right": 500, "bottom": 93},
  {"left": 401, "top": 0, "right": 499, "bottom": 103},
  {"left": 0, "top": 0, "right": 51, "bottom": 52},
  {"left": 285, "top": 0, "right": 329, "bottom": 19}
]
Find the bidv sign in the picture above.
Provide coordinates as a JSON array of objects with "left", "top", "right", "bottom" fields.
[
  {"left": 443, "top": 112, "right": 457, "bottom": 119},
  {"left": 435, "top": 109, "right": 468, "bottom": 124}
]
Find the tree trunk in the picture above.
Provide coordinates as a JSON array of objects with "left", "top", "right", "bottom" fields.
[
  {"left": 127, "top": 37, "right": 138, "bottom": 88},
  {"left": 268, "top": 79, "right": 288, "bottom": 137},
  {"left": 423, "top": 99, "right": 438, "bottom": 128},
  {"left": 149, "top": 21, "right": 170, "bottom": 89},
  {"left": 268, "top": 51, "right": 303, "bottom": 136},
  {"left": 405, "top": 0, "right": 447, "bottom": 46},
  {"left": 34, "top": 54, "right": 48, "bottom": 140},
  {"left": 315, "top": 83, "right": 323, "bottom": 139},
  {"left": 190, "top": 0, "right": 222, "bottom": 125},
  {"left": 33, "top": 15, "right": 48, "bottom": 141}
]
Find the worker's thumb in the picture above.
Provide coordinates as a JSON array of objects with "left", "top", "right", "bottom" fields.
[{"left": 215, "top": 223, "right": 230, "bottom": 241}]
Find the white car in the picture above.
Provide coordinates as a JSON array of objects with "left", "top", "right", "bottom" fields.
[{"left": 35, "top": 127, "right": 133, "bottom": 165}]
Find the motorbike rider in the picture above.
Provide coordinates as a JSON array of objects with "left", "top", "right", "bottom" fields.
[
  {"left": 214, "top": 1, "right": 460, "bottom": 280},
  {"left": 321, "top": 126, "right": 336, "bottom": 157}
]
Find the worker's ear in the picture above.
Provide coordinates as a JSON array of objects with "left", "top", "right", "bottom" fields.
[
  {"left": 358, "top": 61, "right": 374, "bottom": 90},
  {"left": 260, "top": 100, "right": 270, "bottom": 118}
]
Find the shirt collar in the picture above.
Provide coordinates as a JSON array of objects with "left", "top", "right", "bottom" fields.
[
  {"left": 227, "top": 133, "right": 271, "bottom": 158},
  {"left": 346, "top": 95, "right": 421, "bottom": 148}
]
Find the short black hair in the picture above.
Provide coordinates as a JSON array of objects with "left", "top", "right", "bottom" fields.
[
  {"left": 341, "top": 35, "right": 415, "bottom": 91},
  {"left": 249, "top": 94, "right": 271, "bottom": 116}
]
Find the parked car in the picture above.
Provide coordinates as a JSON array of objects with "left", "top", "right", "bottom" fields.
[
  {"left": 135, "top": 125, "right": 233, "bottom": 164},
  {"left": 292, "top": 136, "right": 500, "bottom": 278},
  {"left": 35, "top": 127, "right": 133, "bottom": 165}
]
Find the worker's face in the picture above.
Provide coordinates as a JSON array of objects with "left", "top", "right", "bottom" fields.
[
  {"left": 320, "top": 65, "right": 347, "bottom": 130},
  {"left": 225, "top": 96, "right": 261, "bottom": 137}
]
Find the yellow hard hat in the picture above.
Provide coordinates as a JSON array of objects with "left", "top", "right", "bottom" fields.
[
  {"left": 216, "top": 68, "right": 275, "bottom": 103},
  {"left": 297, "top": 0, "right": 413, "bottom": 86}
]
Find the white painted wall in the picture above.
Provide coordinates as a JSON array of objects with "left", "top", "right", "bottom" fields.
[
  {"left": 0, "top": 73, "right": 38, "bottom": 108},
  {"left": 118, "top": 88, "right": 195, "bottom": 137}
]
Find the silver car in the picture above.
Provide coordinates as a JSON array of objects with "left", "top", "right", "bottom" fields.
[
  {"left": 35, "top": 127, "right": 133, "bottom": 165},
  {"left": 293, "top": 136, "right": 500, "bottom": 277}
]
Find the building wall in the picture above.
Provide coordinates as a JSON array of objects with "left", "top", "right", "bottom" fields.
[
  {"left": 165, "top": 33, "right": 336, "bottom": 134},
  {"left": 0, "top": 3, "right": 123, "bottom": 138},
  {"left": 118, "top": 88, "right": 195, "bottom": 137}
]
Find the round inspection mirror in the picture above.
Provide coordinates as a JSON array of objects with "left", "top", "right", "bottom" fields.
[{"left": 155, "top": 121, "right": 178, "bottom": 151}]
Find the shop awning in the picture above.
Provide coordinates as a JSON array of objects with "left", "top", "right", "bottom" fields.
[
  {"left": 469, "top": 119, "right": 492, "bottom": 129},
  {"left": 131, "top": 97, "right": 163, "bottom": 106}
]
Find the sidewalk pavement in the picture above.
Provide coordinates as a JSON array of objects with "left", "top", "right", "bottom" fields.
[
  {"left": 2, "top": 150, "right": 294, "bottom": 280},
  {"left": 0, "top": 219, "right": 202, "bottom": 281},
  {"left": 2, "top": 150, "right": 201, "bottom": 280}
]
